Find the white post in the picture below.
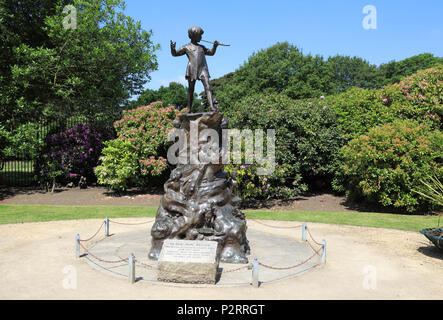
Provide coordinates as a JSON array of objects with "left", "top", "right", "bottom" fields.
[
  {"left": 252, "top": 258, "right": 259, "bottom": 288},
  {"left": 302, "top": 222, "right": 307, "bottom": 241},
  {"left": 75, "top": 234, "right": 80, "bottom": 258},
  {"left": 129, "top": 253, "right": 136, "bottom": 284},
  {"left": 321, "top": 239, "right": 327, "bottom": 264},
  {"left": 105, "top": 217, "right": 109, "bottom": 237}
]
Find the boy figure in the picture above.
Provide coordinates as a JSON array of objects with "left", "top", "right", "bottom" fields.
[{"left": 171, "top": 26, "right": 219, "bottom": 113}]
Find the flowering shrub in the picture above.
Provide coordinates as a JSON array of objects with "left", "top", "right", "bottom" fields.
[
  {"left": 95, "top": 102, "right": 182, "bottom": 191},
  {"left": 325, "top": 65, "right": 443, "bottom": 139},
  {"left": 389, "top": 65, "right": 443, "bottom": 129},
  {"left": 332, "top": 119, "right": 443, "bottom": 213},
  {"left": 36, "top": 123, "right": 113, "bottom": 187}
]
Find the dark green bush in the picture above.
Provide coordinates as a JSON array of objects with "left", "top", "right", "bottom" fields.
[{"left": 226, "top": 93, "right": 346, "bottom": 192}]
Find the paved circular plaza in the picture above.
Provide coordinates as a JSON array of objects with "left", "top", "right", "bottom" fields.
[{"left": 83, "top": 228, "right": 322, "bottom": 287}]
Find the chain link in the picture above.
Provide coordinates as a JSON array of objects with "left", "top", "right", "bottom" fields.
[
  {"left": 79, "top": 242, "right": 129, "bottom": 264},
  {"left": 109, "top": 219, "right": 154, "bottom": 225},
  {"left": 78, "top": 220, "right": 326, "bottom": 276},
  {"left": 79, "top": 221, "right": 105, "bottom": 242},
  {"left": 135, "top": 259, "right": 249, "bottom": 276},
  {"left": 306, "top": 226, "right": 323, "bottom": 246},
  {"left": 258, "top": 246, "right": 323, "bottom": 270},
  {"left": 250, "top": 219, "right": 302, "bottom": 229}
]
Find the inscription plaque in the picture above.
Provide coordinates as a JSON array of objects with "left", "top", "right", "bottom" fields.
[{"left": 157, "top": 240, "right": 219, "bottom": 284}]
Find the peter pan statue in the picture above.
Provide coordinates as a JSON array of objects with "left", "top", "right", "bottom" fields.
[{"left": 170, "top": 26, "right": 219, "bottom": 113}]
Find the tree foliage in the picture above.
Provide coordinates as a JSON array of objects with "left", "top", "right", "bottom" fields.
[
  {"left": 379, "top": 53, "right": 443, "bottom": 85},
  {"left": 206, "top": 41, "right": 442, "bottom": 111},
  {"left": 0, "top": 0, "right": 159, "bottom": 129},
  {"left": 131, "top": 82, "right": 201, "bottom": 111}
]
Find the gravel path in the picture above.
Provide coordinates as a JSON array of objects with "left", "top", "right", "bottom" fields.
[{"left": 0, "top": 218, "right": 441, "bottom": 299}]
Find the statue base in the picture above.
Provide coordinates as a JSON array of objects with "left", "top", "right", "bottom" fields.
[{"left": 148, "top": 112, "right": 250, "bottom": 264}]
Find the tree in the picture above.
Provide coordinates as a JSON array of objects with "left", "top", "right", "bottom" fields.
[
  {"left": 0, "top": 0, "right": 67, "bottom": 129},
  {"left": 133, "top": 82, "right": 201, "bottom": 110},
  {"left": 205, "top": 41, "right": 443, "bottom": 112},
  {"left": 379, "top": 53, "right": 443, "bottom": 85},
  {"left": 326, "top": 55, "right": 383, "bottom": 93},
  {"left": 207, "top": 42, "right": 333, "bottom": 110},
  {"left": 0, "top": 0, "right": 159, "bottom": 129}
]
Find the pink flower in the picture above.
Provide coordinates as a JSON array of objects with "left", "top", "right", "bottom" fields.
[
  {"left": 320, "top": 96, "right": 325, "bottom": 99},
  {"left": 382, "top": 98, "right": 388, "bottom": 103}
]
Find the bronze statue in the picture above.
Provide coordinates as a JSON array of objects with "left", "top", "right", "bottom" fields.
[
  {"left": 148, "top": 105, "right": 250, "bottom": 264},
  {"left": 170, "top": 26, "right": 220, "bottom": 113}
]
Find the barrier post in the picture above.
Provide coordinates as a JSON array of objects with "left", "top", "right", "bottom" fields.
[
  {"left": 302, "top": 222, "right": 307, "bottom": 241},
  {"left": 252, "top": 258, "right": 259, "bottom": 288},
  {"left": 129, "top": 253, "right": 136, "bottom": 284},
  {"left": 321, "top": 239, "right": 326, "bottom": 264},
  {"left": 105, "top": 217, "right": 109, "bottom": 237},
  {"left": 75, "top": 234, "right": 80, "bottom": 258}
]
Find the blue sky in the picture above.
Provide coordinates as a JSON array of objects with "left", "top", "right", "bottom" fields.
[{"left": 124, "top": 0, "right": 443, "bottom": 95}]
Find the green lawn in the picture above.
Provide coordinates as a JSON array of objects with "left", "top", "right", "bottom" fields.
[{"left": 0, "top": 204, "right": 439, "bottom": 232}]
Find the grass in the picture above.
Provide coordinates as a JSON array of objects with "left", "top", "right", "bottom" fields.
[
  {"left": 0, "top": 204, "right": 440, "bottom": 232},
  {"left": 245, "top": 209, "right": 440, "bottom": 232},
  {"left": 0, "top": 205, "right": 157, "bottom": 224}
]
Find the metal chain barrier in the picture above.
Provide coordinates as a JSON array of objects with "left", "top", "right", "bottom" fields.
[
  {"left": 108, "top": 219, "right": 154, "bottom": 225},
  {"left": 306, "top": 238, "right": 322, "bottom": 256},
  {"left": 306, "top": 226, "right": 323, "bottom": 246},
  {"left": 250, "top": 219, "right": 302, "bottom": 229},
  {"left": 258, "top": 246, "right": 323, "bottom": 270},
  {"left": 79, "top": 242, "right": 129, "bottom": 264},
  {"left": 134, "top": 259, "right": 249, "bottom": 276},
  {"left": 76, "top": 219, "right": 327, "bottom": 284},
  {"left": 79, "top": 221, "right": 105, "bottom": 242}
]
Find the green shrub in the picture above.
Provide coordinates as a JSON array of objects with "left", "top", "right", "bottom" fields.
[
  {"left": 332, "top": 119, "right": 443, "bottom": 213},
  {"left": 225, "top": 163, "right": 307, "bottom": 200},
  {"left": 324, "top": 87, "right": 397, "bottom": 139},
  {"left": 226, "top": 93, "right": 346, "bottom": 191},
  {"left": 95, "top": 102, "right": 182, "bottom": 191},
  {"left": 94, "top": 139, "right": 141, "bottom": 191}
]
